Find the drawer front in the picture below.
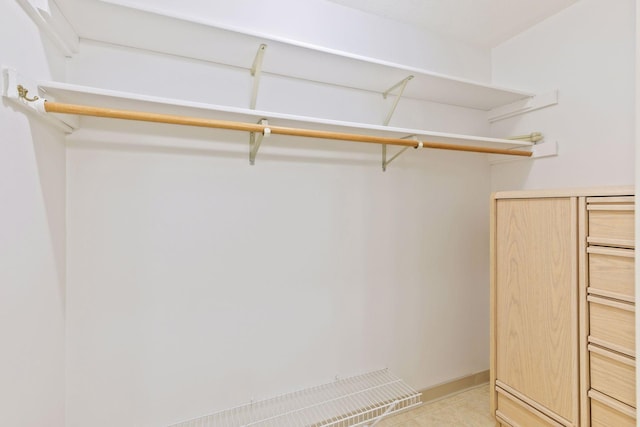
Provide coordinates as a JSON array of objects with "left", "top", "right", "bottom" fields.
[
  {"left": 588, "top": 247, "right": 635, "bottom": 301},
  {"left": 589, "top": 345, "right": 636, "bottom": 408},
  {"left": 496, "top": 390, "right": 561, "bottom": 427},
  {"left": 591, "top": 398, "right": 636, "bottom": 427},
  {"left": 588, "top": 208, "right": 634, "bottom": 247},
  {"left": 589, "top": 297, "right": 635, "bottom": 357}
]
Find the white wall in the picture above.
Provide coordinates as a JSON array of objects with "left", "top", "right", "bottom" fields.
[
  {"left": 63, "top": 3, "right": 495, "bottom": 426},
  {"left": 66, "top": 142, "right": 492, "bottom": 427},
  {"left": 0, "top": 2, "right": 67, "bottom": 427},
  {"left": 68, "top": 0, "right": 492, "bottom": 82},
  {"left": 490, "top": 0, "right": 635, "bottom": 191}
]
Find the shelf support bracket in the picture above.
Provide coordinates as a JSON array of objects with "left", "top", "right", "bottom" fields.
[
  {"left": 365, "top": 400, "right": 399, "bottom": 427},
  {"left": 249, "top": 118, "right": 270, "bottom": 165},
  {"left": 488, "top": 91, "right": 558, "bottom": 122},
  {"left": 488, "top": 140, "right": 558, "bottom": 164},
  {"left": 382, "top": 75, "right": 413, "bottom": 126},
  {"left": 250, "top": 44, "right": 267, "bottom": 110},
  {"left": 382, "top": 135, "right": 417, "bottom": 172}
]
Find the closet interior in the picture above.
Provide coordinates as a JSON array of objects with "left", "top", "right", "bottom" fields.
[{"left": 1, "top": 0, "right": 635, "bottom": 426}]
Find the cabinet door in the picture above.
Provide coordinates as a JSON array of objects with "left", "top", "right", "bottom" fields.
[{"left": 495, "top": 197, "right": 578, "bottom": 424}]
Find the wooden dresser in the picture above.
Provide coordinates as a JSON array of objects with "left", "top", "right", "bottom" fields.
[
  {"left": 490, "top": 188, "right": 635, "bottom": 427},
  {"left": 584, "top": 195, "right": 636, "bottom": 426}
]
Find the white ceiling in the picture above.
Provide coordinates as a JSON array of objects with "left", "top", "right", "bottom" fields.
[{"left": 326, "top": 0, "right": 579, "bottom": 48}]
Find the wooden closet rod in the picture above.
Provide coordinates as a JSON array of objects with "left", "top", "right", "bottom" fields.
[{"left": 43, "top": 101, "right": 533, "bottom": 157}]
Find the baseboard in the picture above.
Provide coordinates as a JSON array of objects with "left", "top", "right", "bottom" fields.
[{"left": 419, "top": 370, "right": 490, "bottom": 403}]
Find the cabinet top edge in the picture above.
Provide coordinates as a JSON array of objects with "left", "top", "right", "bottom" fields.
[{"left": 492, "top": 186, "right": 634, "bottom": 200}]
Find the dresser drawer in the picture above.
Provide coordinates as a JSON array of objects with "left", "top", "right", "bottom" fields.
[
  {"left": 588, "top": 296, "right": 635, "bottom": 357},
  {"left": 590, "top": 390, "right": 636, "bottom": 427},
  {"left": 587, "top": 197, "right": 635, "bottom": 248},
  {"left": 495, "top": 388, "right": 563, "bottom": 427},
  {"left": 588, "top": 246, "right": 635, "bottom": 302},
  {"left": 589, "top": 344, "right": 636, "bottom": 408}
]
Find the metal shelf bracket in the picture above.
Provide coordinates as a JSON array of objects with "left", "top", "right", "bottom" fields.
[
  {"left": 382, "top": 135, "right": 418, "bottom": 172},
  {"left": 250, "top": 44, "right": 267, "bottom": 109},
  {"left": 382, "top": 75, "right": 413, "bottom": 126},
  {"left": 249, "top": 118, "right": 270, "bottom": 165},
  {"left": 367, "top": 400, "right": 399, "bottom": 427}
]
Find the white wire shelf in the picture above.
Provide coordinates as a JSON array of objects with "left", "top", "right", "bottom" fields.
[{"left": 169, "top": 369, "right": 422, "bottom": 427}]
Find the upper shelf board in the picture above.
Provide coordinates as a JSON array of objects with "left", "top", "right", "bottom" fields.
[
  {"left": 55, "top": 0, "right": 534, "bottom": 111},
  {"left": 37, "top": 81, "right": 533, "bottom": 151}
]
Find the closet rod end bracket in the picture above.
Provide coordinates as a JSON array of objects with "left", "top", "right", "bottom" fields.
[
  {"left": 3, "top": 68, "right": 69, "bottom": 125},
  {"left": 17, "top": 84, "right": 39, "bottom": 102},
  {"left": 15, "top": 84, "right": 47, "bottom": 113},
  {"left": 2, "top": 68, "right": 57, "bottom": 121}
]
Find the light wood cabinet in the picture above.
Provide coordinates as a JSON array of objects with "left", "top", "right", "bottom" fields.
[
  {"left": 589, "top": 390, "right": 636, "bottom": 427},
  {"left": 496, "top": 388, "right": 564, "bottom": 427},
  {"left": 588, "top": 296, "right": 635, "bottom": 357},
  {"left": 587, "top": 246, "right": 634, "bottom": 302},
  {"left": 491, "top": 195, "right": 579, "bottom": 425},
  {"left": 588, "top": 345, "right": 635, "bottom": 408},
  {"left": 584, "top": 194, "right": 636, "bottom": 426},
  {"left": 490, "top": 188, "right": 635, "bottom": 427}
]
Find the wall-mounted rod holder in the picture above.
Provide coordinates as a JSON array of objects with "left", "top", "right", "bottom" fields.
[
  {"left": 15, "top": 84, "right": 52, "bottom": 115},
  {"left": 382, "top": 75, "right": 413, "bottom": 126},
  {"left": 382, "top": 135, "right": 419, "bottom": 172},
  {"left": 249, "top": 118, "right": 270, "bottom": 165},
  {"left": 250, "top": 44, "right": 267, "bottom": 110},
  {"left": 17, "top": 85, "right": 40, "bottom": 102},
  {"left": 1, "top": 67, "right": 76, "bottom": 132}
]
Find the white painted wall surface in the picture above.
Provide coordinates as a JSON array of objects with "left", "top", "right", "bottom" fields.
[
  {"left": 64, "top": 5, "right": 495, "bottom": 425},
  {"left": 490, "top": 0, "right": 635, "bottom": 191},
  {"left": 0, "top": 2, "right": 66, "bottom": 427},
  {"left": 66, "top": 139, "right": 492, "bottom": 427},
  {"left": 66, "top": 40, "right": 492, "bottom": 133},
  {"left": 66, "top": 0, "right": 492, "bottom": 82}
]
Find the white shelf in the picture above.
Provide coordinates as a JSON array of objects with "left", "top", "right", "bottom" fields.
[
  {"left": 168, "top": 369, "right": 421, "bottom": 427},
  {"left": 38, "top": 81, "right": 533, "bottom": 152},
  {"left": 56, "top": 0, "right": 534, "bottom": 110}
]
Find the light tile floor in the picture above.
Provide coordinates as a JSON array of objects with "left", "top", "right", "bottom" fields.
[{"left": 377, "top": 384, "right": 496, "bottom": 427}]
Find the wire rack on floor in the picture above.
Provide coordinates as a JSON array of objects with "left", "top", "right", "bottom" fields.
[{"left": 169, "top": 369, "right": 422, "bottom": 427}]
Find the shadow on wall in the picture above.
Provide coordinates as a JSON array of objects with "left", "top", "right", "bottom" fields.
[
  {"left": 5, "top": 96, "right": 68, "bottom": 302},
  {"left": 32, "top": 123, "right": 66, "bottom": 298},
  {"left": 62, "top": 117, "right": 405, "bottom": 167},
  {"left": 490, "top": 158, "right": 535, "bottom": 192}
]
